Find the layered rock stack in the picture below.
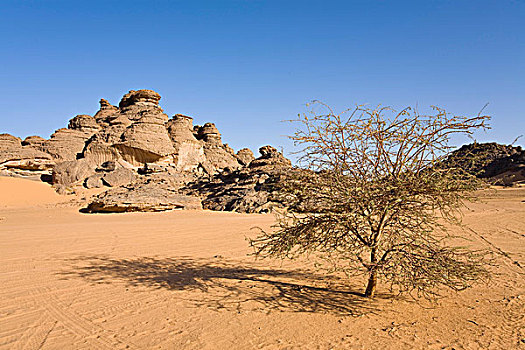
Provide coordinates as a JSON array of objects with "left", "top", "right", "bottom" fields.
[
  {"left": 0, "top": 134, "right": 54, "bottom": 177},
  {"left": 1, "top": 89, "right": 295, "bottom": 212}
]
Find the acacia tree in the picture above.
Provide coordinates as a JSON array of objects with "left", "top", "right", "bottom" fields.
[{"left": 251, "top": 103, "right": 492, "bottom": 299}]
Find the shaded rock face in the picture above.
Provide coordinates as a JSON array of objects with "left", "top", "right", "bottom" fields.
[
  {"left": 447, "top": 143, "right": 525, "bottom": 186},
  {"left": 182, "top": 146, "right": 293, "bottom": 213}
]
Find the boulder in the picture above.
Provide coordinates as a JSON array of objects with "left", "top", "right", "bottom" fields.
[
  {"left": 52, "top": 159, "right": 94, "bottom": 186},
  {"left": 85, "top": 174, "right": 202, "bottom": 212},
  {"left": 84, "top": 173, "right": 104, "bottom": 189},
  {"left": 101, "top": 167, "right": 136, "bottom": 187},
  {"left": 236, "top": 148, "right": 255, "bottom": 166}
]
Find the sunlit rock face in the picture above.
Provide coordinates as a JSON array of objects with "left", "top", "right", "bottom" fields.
[
  {"left": 1, "top": 88, "right": 295, "bottom": 212},
  {"left": 0, "top": 133, "right": 54, "bottom": 175},
  {"left": 166, "top": 114, "right": 206, "bottom": 172}
]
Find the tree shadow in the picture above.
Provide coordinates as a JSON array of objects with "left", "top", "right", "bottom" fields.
[{"left": 57, "top": 255, "right": 383, "bottom": 316}]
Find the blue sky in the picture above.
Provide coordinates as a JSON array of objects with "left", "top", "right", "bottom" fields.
[{"left": 1, "top": 0, "right": 524, "bottom": 156}]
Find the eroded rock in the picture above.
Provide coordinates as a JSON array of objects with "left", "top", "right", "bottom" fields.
[
  {"left": 0, "top": 133, "right": 54, "bottom": 175},
  {"left": 85, "top": 174, "right": 202, "bottom": 212},
  {"left": 101, "top": 167, "right": 136, "bottom": 187},
  {"left": 182, "top": 146, "right": 293, "bottom": 213},
  {"left": 52, "top": 159, "right": 95, "bottom": 186}
]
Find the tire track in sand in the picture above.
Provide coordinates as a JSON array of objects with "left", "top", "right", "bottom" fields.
[{"left": 13, "top": 288, "right": 138, "bottom": 350}]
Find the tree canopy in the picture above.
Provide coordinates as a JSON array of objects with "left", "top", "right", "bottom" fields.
[{"left": 251, "top": 103, "right": 492, "bottom": 299}]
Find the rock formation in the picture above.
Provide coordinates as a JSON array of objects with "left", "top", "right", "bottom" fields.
[
  {"left": 85, "top": 173, "right": 202, "bottom": 212},
  {"left": 236, "top": 148, "right": 255, "bottom": 166},
  {"left": 19, "top": 89, "right": 256, "bottom": 190},
  {"left": 446, "top": 142, "right": 525, "bottom": 186},
  {"left": 1, "top": 89, "right": 293, "bottom": 212},
  {"left": 166, "top": 115, "right": 206, "bottom": 172},
  {"left": 182, "top": 146, "right": 294, "bottom": 213},
  {"left": 0, "top": 133, "right": 54, "bottom": 177}
]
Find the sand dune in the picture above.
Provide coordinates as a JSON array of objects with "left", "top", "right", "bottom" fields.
[
  {"left": 0, "top": 177, "right": 68, "bottom": 208},
  {"left": 0, "top": 177, "right": 524, "bottom": 349}
]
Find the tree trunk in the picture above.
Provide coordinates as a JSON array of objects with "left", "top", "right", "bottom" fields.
[
  {"left": 364, "top": 247, "right": 377, "bottom": 298},
  {"left": 364, "top": 270, "right": 377, "bottom": 298}
]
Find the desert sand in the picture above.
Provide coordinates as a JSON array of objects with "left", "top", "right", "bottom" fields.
[{"left": 0, "top": 177, "right": 523, "bottom": 349}]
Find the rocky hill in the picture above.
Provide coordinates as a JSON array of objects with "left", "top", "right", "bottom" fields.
[
  {"left": 446, "top": 142, "right": 525, "bottom": 186},
  {"left": 1, "top": 89, "right": 293, "bottom": 213}
]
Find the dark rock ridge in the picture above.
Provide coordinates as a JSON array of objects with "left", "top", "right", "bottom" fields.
[
  {"left": 446, "top": 142, "right": 525, "bottom": 186},
  {"left": 0, "top": 89, "right": 294, "bottom": 213}
]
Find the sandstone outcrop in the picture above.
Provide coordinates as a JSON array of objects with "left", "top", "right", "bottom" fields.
[
  {"left": 166, "top": 115, "right": 206, "bottom": 172},
  {"left": 52, "top": 159, "right": 95, "bottom": 186},
  {"left": 182, "top": 146, "right": 293, "bottom": 213},
  {"left": 119, "top": 89, "right": 161, "bottom": 112},
  {"left": 68, "top": 115, "right": 100, "bottom": 133},
  {"left": 41, "top": 128, "right": 94, "bottom": 161},
  {"left": 1, "top": 89, "right": 293, "bottom": 213},
  {"left": 93, "top": 99, "right": 119, "bottom": 126},
  {"left": 85, "top": 173, "right": 202, "bottom": 212},
  {"left": 195, "top": 123, "right": 241, "bottom": 172},
  {"left": 114, "top": 112, "right": 175, "bottom": 165},
  {"left": 236, "top": 148, "right": 255, "bottom": 166},
  {"left": 22, "top": 136, "right": 46, "bottom": 147},
  {"left": 0, "top": 133, "right": 54, "bottom": 176}
]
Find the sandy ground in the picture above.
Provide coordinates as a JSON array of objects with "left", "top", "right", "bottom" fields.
[{"left": 0, "top": 177, "right": 524, "bottom": 349}]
